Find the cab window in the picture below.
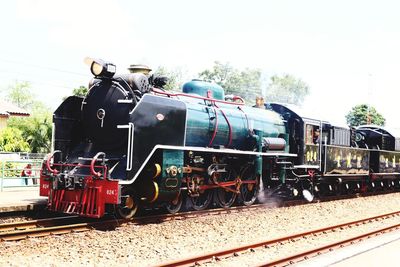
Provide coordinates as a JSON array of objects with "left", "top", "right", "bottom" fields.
[
  {"left": 306, "top": 124, "right": 320, "bottom": 145},
  {"left": 306, "top": 125, "right": 314, "bottom": 144}
]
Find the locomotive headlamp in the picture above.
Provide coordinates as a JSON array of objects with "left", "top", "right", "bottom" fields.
[
  {"left": 84, "top": 57, "right": 116, "bottom": 78},
  {"left": 91, "top": 62, "right": 104, "bottom": 76}
]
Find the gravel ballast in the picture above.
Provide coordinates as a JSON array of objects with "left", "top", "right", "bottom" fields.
[{"left": 1, "top": 192, "right": 400, "bottom": 266}]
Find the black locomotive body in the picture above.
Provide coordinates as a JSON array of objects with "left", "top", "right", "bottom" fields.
[{"left": 39, "top": 59, "right": 400, "bottom": 218}]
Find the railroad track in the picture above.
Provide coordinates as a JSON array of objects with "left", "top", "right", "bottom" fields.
[
  {"left": 0, "top": 215, "right": 111, "bottom": 241},
  {"left": 0, "top": 203, "right": 276, "bottom": 241},
  {"left": 156, "top": 210, "right": 400, "bottom": 267},
  {"left": 263, "top": 222, "right": 400, "bottom": 266},
  {"left": 136, "top": 191, "right": 394, "bottom": 224},
  {"left": 0, "top": 191, "right": 394, "bottom": 242},
  {"left": 0, "top": 215, "right": 79, "bottom": 233}
]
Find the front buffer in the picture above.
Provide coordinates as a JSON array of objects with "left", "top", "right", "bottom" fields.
[{"left": 40, "top": 154, "right": 119, "bottom": 218}]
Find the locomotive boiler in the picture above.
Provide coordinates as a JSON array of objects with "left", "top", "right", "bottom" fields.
[{"left": 40, "top": 58, "right": 294, "bottom": 218}]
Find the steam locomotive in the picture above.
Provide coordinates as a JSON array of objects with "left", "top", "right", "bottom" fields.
[{"left": 39, "top": 58, "right": 400, "bottom": 218}]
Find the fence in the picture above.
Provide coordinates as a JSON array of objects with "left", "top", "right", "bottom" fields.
[
  {"left": 0, "top": 159, "right": 42, "bottom": 191},
  {"left": 0, "top": 152, "right": 46, "bottom": 160}
]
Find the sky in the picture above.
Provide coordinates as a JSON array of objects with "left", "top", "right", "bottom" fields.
[{"left": 1, "top": 0, "right": 400, "bottom": 130}]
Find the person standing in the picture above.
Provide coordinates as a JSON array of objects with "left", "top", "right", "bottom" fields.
[{"left": 21, "top": 163, "right": 32, "bottom": 186}]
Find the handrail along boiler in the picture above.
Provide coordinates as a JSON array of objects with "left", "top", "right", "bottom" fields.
[{"left": 40, "top": 59, "right": 400, "bottom": 218}]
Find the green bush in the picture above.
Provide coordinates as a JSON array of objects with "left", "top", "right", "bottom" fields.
[
  {"left": 0, "top": 128, "right": 30, "bottom": 152},
  {"left": 0, "top": 161, "right": 20, "bottom": 178}
]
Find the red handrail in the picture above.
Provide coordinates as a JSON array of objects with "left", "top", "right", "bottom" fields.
[
  {"left": 90, "top": 152, "right": 105, "bottom": 177},
  {"left": 208, "top": 107, "right": 219, "bottom": 147},
  {"left": 215, "top": 102, "right": 233, "bottom": 148},
  {"left": 46, "top": 150, "right": 60, "bottom": 175}
]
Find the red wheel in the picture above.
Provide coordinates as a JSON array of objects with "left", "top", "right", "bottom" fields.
[
  {"left": 215, "top": 168, "right": 238, "bottom": 208},
  {"left": 188, "top": 174, "right": 213, "bottom": 211},
  {"left": 238, "top": 164, "right": 259, "bottom": 206}
]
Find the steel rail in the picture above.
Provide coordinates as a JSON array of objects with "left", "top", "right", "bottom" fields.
[
  {"left": 133, "top": 191, "right": 389, "bottom": 224},
  {"left": 0, "top": 215, "right": 79, "bottom": 232},
  {"left": 0, "top": 205, "right": 268, "bottom": 242},
  {"left": 133, "top": 203, "right": 272, "bottom": 223},
  {"left": 263, "top": 222, "right": 400, "bottom": 267},
  {"left": 155, "top": 210, "right": 400, "bottom": 267},
  {"left": 0, "top": 221, "right": 99, "bottom": 241},
  {"left": 0, "top": 217, "right": 126, "bottom": 241}
]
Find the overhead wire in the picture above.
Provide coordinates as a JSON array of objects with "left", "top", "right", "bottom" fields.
[
  {"left": 0, "top": 73, "right": 83, "bottom": 90},
  {"left": 0, "top": 67, "right": 88, "bottom": 90},
  {"left": 0, "top": 58, "right": 88, "bottom": 77}
]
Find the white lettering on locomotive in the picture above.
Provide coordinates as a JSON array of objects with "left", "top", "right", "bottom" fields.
[{"left": 106, "top": 189, "right": 116, "bottom": 195}]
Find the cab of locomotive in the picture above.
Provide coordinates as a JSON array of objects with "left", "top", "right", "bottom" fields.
[{"left": 268, "top": 103, "right": 325, "bottom": 168}]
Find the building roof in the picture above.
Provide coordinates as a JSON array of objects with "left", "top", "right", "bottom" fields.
[{"left": 0, "top": 100, "right": 30, "bottom": 117}]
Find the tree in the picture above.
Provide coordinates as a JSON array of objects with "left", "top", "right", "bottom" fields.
[
  {"left": 2, "top": 81, "right": 53, "bottom": 153},
  {"left": 199, "top": 62, "right": 233, "bottom": 87},
  {"left": 153, "top": 67, "right": 185, "bottom": 91},
  {"left": 8, "top": 104, "right": 52, "bottom": 153},
  {"left": 265, "top": 74, "right": 310, "bottom": 105},
  {"left": 63, "top": 86, "right": 88, "bottom": 100},
  {"left": 72, "top": 86, "right": 88, "bottom": 97},
  {"left": 6, "top": 81, "right": 34, "bottom": 109},
  {"left": 198, "top": 61, "right": 262, "bottom": 104},
  {"left": 0, "top": 127, "right": 30, "bottom": 152},
  {"left": 345, "top": 104, "right": 385, "bottom": 127},
  {"left": 25, "top": 116, "right": 52, "bottom": 153}
]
